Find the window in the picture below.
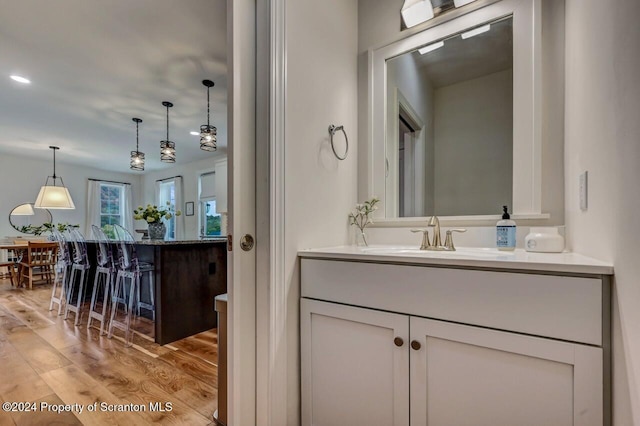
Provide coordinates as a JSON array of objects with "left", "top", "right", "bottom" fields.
[
  {"left": 100, "top": 183, "right": 125, "bottom": 239},
  {"left": 158, "top": 181, "right": 176, "bottom": 240},
  {"left": 199, "top": 171, "right": 221, "bottom": 237},
  {"left": 201, "top": 199, "right": 222, "bottom": 237}
]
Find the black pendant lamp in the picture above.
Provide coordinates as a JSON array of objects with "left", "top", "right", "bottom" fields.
[
  {"left": 160, "top": 101, "right": 176, "bottom": 163},
  {"left": 199, "top": 80, "right": 217, "bottom": 152},
  {"left": 130, "top": 118, "right": 145, "bottom": 171}
]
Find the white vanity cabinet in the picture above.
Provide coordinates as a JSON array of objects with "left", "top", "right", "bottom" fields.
[{"left": 300, "top": 257, "right": 611, "bottom": 426}]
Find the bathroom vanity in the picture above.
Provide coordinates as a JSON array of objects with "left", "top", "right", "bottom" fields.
[{"left": 299, "top": 247, "right": 613, "bottom": 426}]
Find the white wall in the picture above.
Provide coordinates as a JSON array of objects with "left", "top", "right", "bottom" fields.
[
  {"left": 0, "top": 152, "right": 142, "bottom": 238},
  {"left": 284, "top": 0, "right": 359, "bottom": 423},
  {"left": 564, "top": 0, "right": 640, "bottom": 423},
  {"left": 434, "top": 69, "right": 513, "bottom": 216},
  {"left": 141, "top": 154, "right": 226, "bottom": 240}
]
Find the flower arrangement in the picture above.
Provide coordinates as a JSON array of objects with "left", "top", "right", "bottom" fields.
[
  {"left": 348, "top": 196, "right": 380, "bottom": 246},
  {"left": 133, "top": 202, "right": 181, "bottom": 224}
]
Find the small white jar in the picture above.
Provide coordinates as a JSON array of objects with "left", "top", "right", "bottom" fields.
[{"left": 524, "top": 227, "right": 565, "bottom": 253}]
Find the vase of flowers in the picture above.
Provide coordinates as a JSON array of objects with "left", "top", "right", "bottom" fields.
[
  {"left": 348, "top": 197, "right": 380, "bottom": 247},
  {"left": 134, "top": 202, "right": 181, "bottom": 240}
]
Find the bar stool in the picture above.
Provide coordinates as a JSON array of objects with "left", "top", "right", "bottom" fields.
[
  {"left": 108, "top": 225, "right": 154, "bottom": 346},
  {"left": 64, "top": 228, "right": 91, "bottom": 326},
  {"left": 87, "top": 226, "right": 115, "bottom": 335},
  {"left": 115, "top": 224, "right": 155, "bottom": 321},
  {"left": 49, "top": 229, "right": 71, "bottom": 315}
]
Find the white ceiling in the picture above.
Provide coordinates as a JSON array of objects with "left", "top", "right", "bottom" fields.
[{"left": 0, "top": 0, "right": 227, "bottom": 174}]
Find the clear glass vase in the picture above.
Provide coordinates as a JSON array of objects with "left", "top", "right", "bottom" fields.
[{"left": 354, "top": 228, "right": 368, "bottom": 247}]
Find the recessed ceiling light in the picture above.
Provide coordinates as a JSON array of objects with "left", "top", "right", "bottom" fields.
[
  {"left": 461, "top": 24, "right": 491, "bottom": 39},
  {"left": 10, "top": 75, "right": 31, "bottom": 84},
  {"left": 190, "top": 131, "right": 200, "bottom": 136},
  {"left": 418, "top": 41, "right": 444, "bottom": 54}
]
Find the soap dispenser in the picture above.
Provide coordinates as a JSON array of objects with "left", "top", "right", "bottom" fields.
[{"left": 496, "top": 205, "right": 516, "bottom": 251}]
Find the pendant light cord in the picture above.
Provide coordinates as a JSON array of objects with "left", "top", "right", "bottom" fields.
[
  {"left": 136, "top": 120, "right": 140, "bottom": 152},
  {"left": 52, "top": 147, "right": 57, "bottom": 181},
  {"left": 207, "top": 86, "right": 210, "bottom": 127},
  {"left": 166, "top": 104, "right": 170, "bottom": 140}
]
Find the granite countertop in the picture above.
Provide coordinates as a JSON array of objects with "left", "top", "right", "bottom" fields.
[
  {"left": 136, "top": 238, "right": 227, "bottom": 245},
  {"left": 298, "top": 245, "right": 614, "bottom": 275}
]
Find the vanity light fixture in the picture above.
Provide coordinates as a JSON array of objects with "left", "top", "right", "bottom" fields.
[
  {"left": 34, "top": 146, "right": 76, "bottom": 209},
  {"left": 461, "top": 24, "right": 491, "bottom": 39},
  {"left": 453, "top": 0, "right": 478, "bottom": 7},
  {"left": 401, "top": 0, "right": 434, "bottom": 29},
  {"left": 418, "top": 41, "right": 444, "bottom": 54},
  {"left": 199, "top": 79, "right": 217, "bottom": 152},
  {"left": 130, "top": 118, "right": 145, "bottom": 171},
  {"left": 10, "top": 75, "right": 31, "bottom": 84},
  {"left": 160, "top": 101, "right": 176, "bottom": 163}
]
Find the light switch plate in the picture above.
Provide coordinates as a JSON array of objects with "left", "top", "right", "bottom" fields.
[{"left": 579, "top": 171, "right": 588, "bottom": 211}]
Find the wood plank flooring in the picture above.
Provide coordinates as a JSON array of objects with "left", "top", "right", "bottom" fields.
[{"left": 0, "top": 278, "right": 219, "bottom": 425}]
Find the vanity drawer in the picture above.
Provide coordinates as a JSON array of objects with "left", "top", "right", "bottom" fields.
[{"left": 301, "top": 258, "right": 604, "bottom": 346}]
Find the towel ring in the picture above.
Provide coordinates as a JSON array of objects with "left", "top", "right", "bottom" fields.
[{"left": 328, "top": 124, "right": 349, "bottom": 160}]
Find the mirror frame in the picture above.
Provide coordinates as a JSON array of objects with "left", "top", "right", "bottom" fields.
[
  {"left": 367, "top": 0, "right": 543, "bottom": 223},
  {"left": 9, "top": 203, "right": 53, "bottom": 234}
]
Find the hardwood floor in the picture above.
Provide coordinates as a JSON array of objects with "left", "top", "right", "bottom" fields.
[{"left": 0, "top": 278, "right": 219, "bottom": 425}]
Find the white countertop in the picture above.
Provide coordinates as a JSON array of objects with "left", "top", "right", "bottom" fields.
[{"left": 298, "top": 246, "right": 614, "bottom": 275}]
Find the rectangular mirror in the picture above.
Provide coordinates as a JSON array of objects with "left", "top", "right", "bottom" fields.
[
  {"left": 368, "top": 0, "right": 543, "bottom": 221},
  {"left": 387, "top": 16, "right": 513, "bottom": 217}
]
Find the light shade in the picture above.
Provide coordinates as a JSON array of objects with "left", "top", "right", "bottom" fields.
[
  {"left": 418, "top": 41, "right": 444, "bottom": 54},
  {"left": 12, "top": 203, "right": 35, "bottom": 215},
  {"left": 130, "top": 151, "right": 145, "bottom": 171},
  {"left": 34, "top": 185, "right": 75, "bottom": 209},
  {"left": 461, "top": 24, "right": 491, "bottom": 39},
  {"left": 453, "top": 0, "right": 478, "bottom": 7},
  {"left": 200, "top": 125, "right": 217, "bottom": 151},
  {"left": 160, "top": 140, "right": 176, "bottom": 163},
  {"left": 401, "top": 0, "right": 434, "bottom": 29}
]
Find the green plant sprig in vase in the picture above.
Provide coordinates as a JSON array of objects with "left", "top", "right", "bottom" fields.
[{"left": 348, "top": 196, "right": 380, "bottom": 247}]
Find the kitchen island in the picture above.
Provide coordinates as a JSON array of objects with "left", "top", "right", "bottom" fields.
[{"left": 135, "top": 238, "right": 227, "bottom": 345}]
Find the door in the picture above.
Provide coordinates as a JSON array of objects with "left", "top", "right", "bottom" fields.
[
  {"left": 228, "top": 0, "right": 257, "bottom": 423},
  {"left": 409, "top": 317, "right": 603, "bottom": 426},
  {"left": 301, "top": 299, "right": 410, "bottom": 426}
]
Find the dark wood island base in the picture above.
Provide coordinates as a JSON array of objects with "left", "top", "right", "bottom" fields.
[{"left": 136, "top": 239, "right": 227, "bottom": 345}]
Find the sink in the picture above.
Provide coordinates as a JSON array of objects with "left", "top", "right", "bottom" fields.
[{"left": 359, "top": 246, "right": 515, "bottom": 259}]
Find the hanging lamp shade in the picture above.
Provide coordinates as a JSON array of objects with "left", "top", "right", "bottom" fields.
[
  {"left": 34, "top": 146, "right": 76, "bottom": 209},
  {"left": 160, "top": 101, "right": 176, "bottom": 163},
  {"left": 130, "top": 117, "right": 145, "bottom": 171},
  {"left": 199, "top": 79, "right": 217, "bottom": 152}
]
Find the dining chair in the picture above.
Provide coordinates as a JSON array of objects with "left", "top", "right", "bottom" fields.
[{"left": 18, "top": 242, "right": 58, "bottom": 289}]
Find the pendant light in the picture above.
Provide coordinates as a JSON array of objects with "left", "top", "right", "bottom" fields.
[
  {"left": 34, "top": 146, "right": 76, "bottom": 209},
  {"left": 130, "top": 118, "right": 145, "bottom": 171},
  {"left": 199, "top": 79, "right": 217, "bottom": 152},
  {"left": 160, "top": 101, "right": 175, "bottom": 163}
]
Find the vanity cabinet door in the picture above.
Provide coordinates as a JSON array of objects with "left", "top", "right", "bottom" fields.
[
  {"left": 301, "top": 299, "right": 409, "bottom": 426},
  {"left": 409, "top": 317, "right": 603, "bottom": 426}
]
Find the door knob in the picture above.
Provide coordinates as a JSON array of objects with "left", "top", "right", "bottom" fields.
[
  {"left": 410, "top": 340, "right": 421, "bottom": 350},
  {"left": 240, "top": 234, "right": 255, "bottom": 251},
  {"left": 394, "top": 337, "right": 404, "bottom": 347}
]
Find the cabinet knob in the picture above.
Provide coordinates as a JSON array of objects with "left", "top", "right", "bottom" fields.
[
  {"left": 394, "top": 337, "right": 404, "bottom": 347},
  {"left": 411, "top": 340, "right": 421, "bottom": 350}
]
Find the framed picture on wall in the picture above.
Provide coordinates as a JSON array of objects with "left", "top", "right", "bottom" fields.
[{"left": 185, "top": 201, "right": 195, "bottom": 216}]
